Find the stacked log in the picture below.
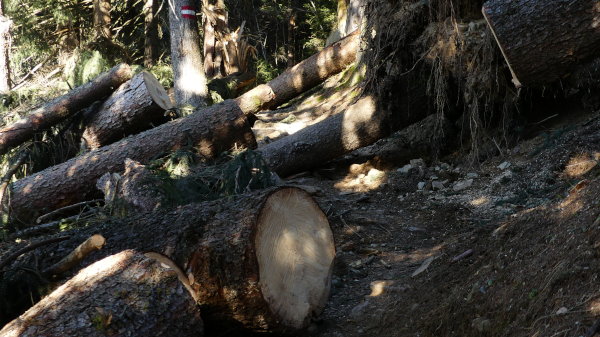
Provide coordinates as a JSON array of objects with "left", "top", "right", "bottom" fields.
[
  {"left": 82, "top": 71, "right": 173, "bottom": 149},
  {"left": 2, "top": 187, "right": 334, "bottom": 334},
  {"left": 0, "top": 64, "right": 133, "bottom": 155}
]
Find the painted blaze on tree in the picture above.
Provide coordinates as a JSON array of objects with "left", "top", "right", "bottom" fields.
[{"left": 168, "top": 0, "right": 209, "bottom": 108}]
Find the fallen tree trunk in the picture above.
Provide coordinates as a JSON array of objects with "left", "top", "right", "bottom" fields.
[
  {"left": 259, "top": 94, "right": 430, "bottom": 177},
  {"left": 8, "top": 32, "right": 360, "bottom": 225},
  {"left": 4, "top": 187, "right": 334, "bottom": 333},
  {"left": 483, "top": 0, "right": 600, "bottom": 87},
  {"left": 82, "top": 71, "right": 173, "bottom": 149},
  {"left": 0, "top": 250, "right": 204, "bottom": 337},
  {"left": 235, "top": 30, "right": 359, "bottom": 112},
  {"left": 9, "top": 100, "right": 256, "bottom": 225},
  {"left": 0, "top": 64, "right": 133, "bottom": 155}
]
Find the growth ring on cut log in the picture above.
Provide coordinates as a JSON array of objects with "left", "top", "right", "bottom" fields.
[
  {"left": 255, "top": 188, "right": 334, "bottom": 328},
  {"left": 189, "top": 187, "right": 334, "bottom": 332}
]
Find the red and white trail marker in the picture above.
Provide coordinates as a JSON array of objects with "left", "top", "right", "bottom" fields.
[{"left": 181, "top": 6, "right": 196, "bottom": 19}]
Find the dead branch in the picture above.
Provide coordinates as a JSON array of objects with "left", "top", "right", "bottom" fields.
[
  {"left": 0, "top": 236, "right": 69, "bottom": 271},
  {"left": 43, "top": 234, "right": 106, "bottom": 277}
]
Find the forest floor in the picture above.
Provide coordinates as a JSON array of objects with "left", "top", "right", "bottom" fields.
[{"left": 253, "top": 75, "right": 600, "bottom": 337}]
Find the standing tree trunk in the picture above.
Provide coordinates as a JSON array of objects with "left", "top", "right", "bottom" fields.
[
  {"left": 93, "top": 0, "right": 112, "bottom": 40},
  {"left": 143, "top": 0, "right": 159, "bottom": 68},
  {"left": 0, "top": 250, "right": 204, "bottom": 337},
  {"left": 168, "top": 0, "right": 209, "bottom": 107},
  {"left": 202, "top": 0, "right": 227, "bottom": 79},
  {"left": 0, "top": 64, "right": 133, "bottom": 156},
  {"left": 0, "top": 0, "right": 11, "bottom": 93},
  {"left": 82, "top": 71, "right": 173, "bottom": 149},
  {"left": 483, "top": 0, "right": 600, "bottom": 87}
]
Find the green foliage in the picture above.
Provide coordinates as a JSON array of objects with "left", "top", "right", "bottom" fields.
[
  {"left": 148, "top": 149, "right": 277, "bottom": 206},
  {"left": 303, "top": 0, "right": 337, "bottom": 52},
  {"left": 64, "top": 50, "right": 110, "bottom": 88},
  {"left": 256, "top": 58, "right": 280, "bottom": 84},
  {"left": 148, "top": 61, "right": 174, "bottom": 89}
]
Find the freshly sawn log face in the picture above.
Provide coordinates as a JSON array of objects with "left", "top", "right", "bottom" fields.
[
  {"left": 188, "top": 187, "right": 335, "bottom": 331},
  {"left": 0, "top": 250, "right": 204, "bottom": 337},
  {"left": 0, "top": 64, "right": 133, "bottom": 155},
  {"left": 82, "top": 71, "right": 173, "bottom": 149},
  {"left": 9, "top": 100, "right": 256, "bottom": 225},
  {"left": 483, "top": 0, "right": 600, "bottom": 87}
]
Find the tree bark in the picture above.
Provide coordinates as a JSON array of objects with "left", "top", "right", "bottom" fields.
[
  {"left": 82, "top": 71, "right": 173, "bottom": 149},
  {"left": 0, "top": 64, "right": 133, "bottom": 156},
  {"left": 0, "top": 0, "right": 11, "bottom": 94},
  {"left": 235, "top": 30, "right": 359, "bottom": 112},
  {"left": 8, "top": 100, "right": 256, "bottom": 226},
  {"left": 7, "top": 32, "right": 359, "bottom": 224},
  {"left": 202, "top": 0, "right": 227, "bottom": 79},
  {"left": 483, "top": 0, "right": 600, "bottom": 87},
  {"left": 15, "top": 187, "right": 334, "bottom": 333},
  {"left": 93, "top": 0, "right": 112, "bottom": 40},
  {"left": 143, "top": 0, "right": 159, "bottom": 68},
  {"left": 168, "top": 0, "right": 209, "bottom": 107},
  {"left": 259, "top": 86, "right": 431, "bottom": 177},
  {"left": 0, "top": 250, "right": 204, "bottom": 337}
]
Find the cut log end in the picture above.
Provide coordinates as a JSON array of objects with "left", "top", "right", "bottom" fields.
[
  {"left": 142, "top": 71, "right": 173, "bottom": 110},
  {"left": 255, "top": 188, "right": 334, "bottom": 329}
]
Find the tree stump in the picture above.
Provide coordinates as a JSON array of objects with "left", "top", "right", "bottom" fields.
[
  {"left": 0, "top": 250, "right": 204, "bottom": 337},
  {"left": 82, "top": 71, "right": 173, "bottom": 149}
]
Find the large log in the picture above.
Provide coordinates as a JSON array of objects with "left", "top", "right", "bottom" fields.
[
  {"left": 4, "top": 187, "right": 334, "bottom": 333},
  {"left": 0, "top": 64, "right": 133, "bottom": 155},
  {"left": 82, "top": 71, "right": 173, "bottom": 149},
  {"left": 0, "top": 250, "right": 204, "bottom": 337},
  {"left": 9, "top": 100, "right": 256, "bottom": 225},
  {"left": 7, "top": 32, "right": 360, "bottom": 225},
  {"left": 483, "top": 0, "right": 600, "bottom": 87}
]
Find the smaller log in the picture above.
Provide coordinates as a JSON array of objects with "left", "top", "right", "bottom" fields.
[
  {"left": 0, "top": 250, "right": 204, "bottom": 337},
  {"left": 43, "top": 234, "right": 106, "bottom": 277},
  {"left": 259, "top": 96, "right": 388, "bottom": 177},
  {"left": 82, "top": 71, "right": 173, "bottom": 149},
  {"left": 0, "top": 64, "right": 133, "bottom": 155}
]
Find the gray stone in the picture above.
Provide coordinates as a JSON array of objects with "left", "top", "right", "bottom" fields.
[
  {"left": 410, "top": 158, "right": 426, "bottom": 167},
  {"left": 498, "top": 161, "right": 511, "bottom": 170},
  {"left": 398, "top": 164, "right": 413, "bottom": 173},
  {"left": 417, "top": 181, "right": 426, "bottom": 190},
  {"left": 432, "top": 181, "right": 445, "bottom": 190},
  {"left": 466, "top": 172, "right": 479, "bottom": 179},
  {"left": 453, "top": 179, "right": 474, "bottom": 191}
]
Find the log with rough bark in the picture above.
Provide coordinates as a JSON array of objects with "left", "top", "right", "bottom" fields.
[
  {"left": 235, "top": 30, "right": 359, "bottom": 112},
  {"left": 483, "top": 0, "right": 600, "bottom": 87},
  {"left": 0, "top": 250, "right": 204, "bottom": 337},
  {"left": 82, "top": 71, "right": 173, "bottom": 149},
  {"left": 7, "top": 32, "right": 360, "bottom": 224},
  {"left": 258, "top": 93, "right": 428, "bottom": 177},
  {"left": 8, "top": 100, "right": 256, "bottom": 225},
  {"left": 0, "top": 64, "right": 133, "bottom": 155},
  {"left": 4, "top": 187, "right": 334, "bottom": 333}
]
